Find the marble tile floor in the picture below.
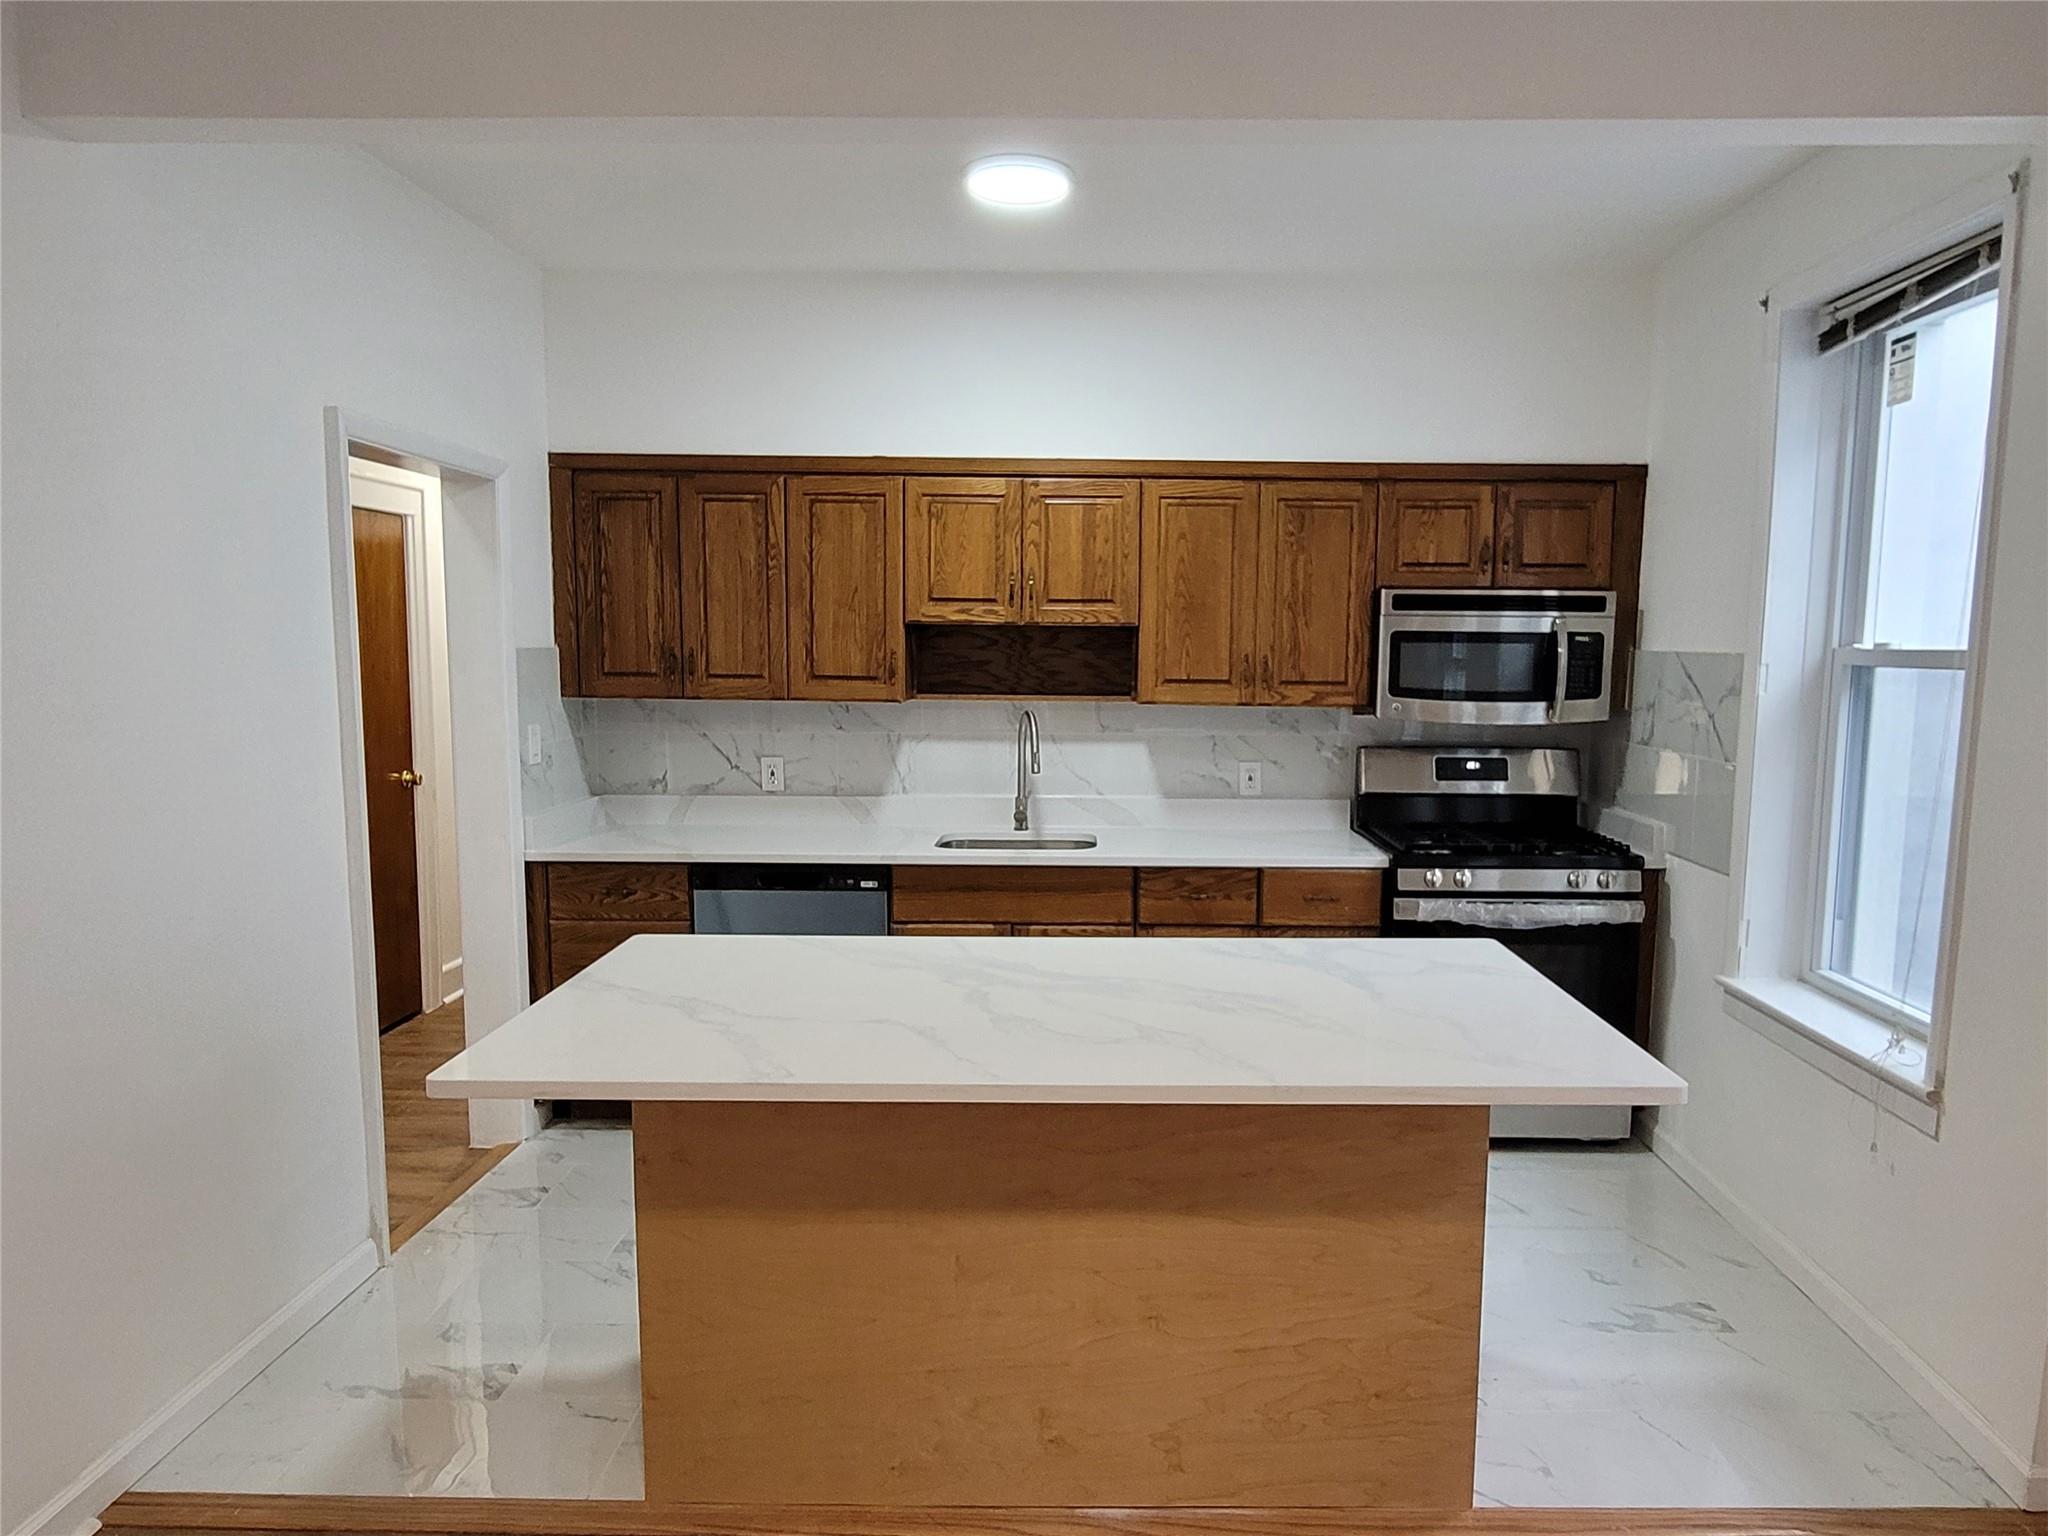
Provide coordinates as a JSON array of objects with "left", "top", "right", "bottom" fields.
[{"left": 135, "top": 1125, "right": 2009, "bottom": 1508}]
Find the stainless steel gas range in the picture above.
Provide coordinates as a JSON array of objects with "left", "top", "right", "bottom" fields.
[{"left": 1351, "top": 745, "right": 1649, "bottom": 1141}]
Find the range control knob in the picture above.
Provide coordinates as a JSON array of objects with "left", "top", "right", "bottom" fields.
[
  {"left": 1566, "top": 869, "right": 1587, "bottom": 890},
  {"left": 1423, "top": 868, "right": 1444, "bottom": 889},
  {"left": 1597, "top": 870, "right": 1615, "bottom": 891},
  {"left": 1453, "top": 868, "right": 1474, "bottom": 890}
]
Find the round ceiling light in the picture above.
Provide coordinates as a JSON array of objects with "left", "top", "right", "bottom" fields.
[{"left": 964, "top": 154, "right": 1072, "bottom": 209}]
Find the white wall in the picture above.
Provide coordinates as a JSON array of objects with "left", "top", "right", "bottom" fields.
[
  {"left": 0, "top": 137, "right": 547, "bottom": 1534},
  {"left": 1633, "top": 142, "right": 2048, "bottom": 1502},
  {"left": 543, "top": 269, "right": 1652, "bottom": 465}
]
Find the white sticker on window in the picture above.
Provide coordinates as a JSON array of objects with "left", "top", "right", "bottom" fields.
[{"left": 1886, "top": 333, "right": 1917, "bottom": 406}]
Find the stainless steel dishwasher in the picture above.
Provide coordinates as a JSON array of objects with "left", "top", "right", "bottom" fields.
[{"left": 689, "top": 865, "right": 891, "bottom": 934}]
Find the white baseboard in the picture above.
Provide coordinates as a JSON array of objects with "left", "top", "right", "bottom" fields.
[
  {"left": 1646, "top": 1125, "right": 2042, "bottom": 1509},
  {"left": 8, "top": 1238, "right": 379, "bottom": 1536}
]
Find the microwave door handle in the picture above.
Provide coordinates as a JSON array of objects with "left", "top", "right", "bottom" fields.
[{"left": 1548, "top": 617, "right": 1569, "bottom": 721}]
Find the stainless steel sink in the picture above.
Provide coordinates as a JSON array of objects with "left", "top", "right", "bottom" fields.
[{"left": 935, "top": 833, "right": 1099, "bottom": 851}]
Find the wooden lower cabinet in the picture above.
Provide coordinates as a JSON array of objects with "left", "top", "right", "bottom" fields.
[
  {"left": 1137, "top": 867, "right": 1258, "bottom": 926},
  {"left": 527, "top": 862, "right": 693, "bottom": 998},
  {"left": 527, "top": 863, "right": 1387, "bottom": 996},
  {"left": 549, "top": 919, "right": 691, "bottom": 987},
  {"left": 892, "top": 866, "right": 1135, "bottom": 927},
  {"left": 1261, "top": 868, "right": 1382, "bottom": 927}
]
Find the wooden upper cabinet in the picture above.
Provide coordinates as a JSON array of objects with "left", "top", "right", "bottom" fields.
[
  {"left": 1023, "top": 478, "right": 1140, "bottom": 625},
  {"left": 906, "top": 477, "right": 1023, "bottom": 623},
  {"left": 1379, "top": 482, "right": 1496, "bottom": 587},
  {"left": 786, "top": 476, "right": 906, "bottom": 700},
  {"left": 681, "top": 475, "right": 785, "bottom": 699},
  {"left": 1497, "top": 481, "right": 1615, "bottom": 589},
  {"left": 1254, "top": 481, "right": 1375, "bottom": 706},
  {"left": 569, "top": 471, "right": 683, "bottom": 697},
  {"left": 1137, "top": 480, "right": 1258, "bottom": 704}
]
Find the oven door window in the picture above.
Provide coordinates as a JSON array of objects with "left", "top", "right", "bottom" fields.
[{"left": 1388, "top": 631, "right": 1555, "bottom": 703}]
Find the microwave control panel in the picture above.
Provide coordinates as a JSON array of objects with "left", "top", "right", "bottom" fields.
[{"left": 1563, "top": 633, "right": 1606, "bottom": 700}]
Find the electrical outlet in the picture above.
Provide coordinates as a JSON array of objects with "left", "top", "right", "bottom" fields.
[
  {"left": 524, "top": 724, "right": 545, "bottom": 767},
  {"left": 1236, "top": 761, "right": 1262, "bottom": 797},
  {"left": 760, "top": 755, "right": 785, "bottom": 793}
]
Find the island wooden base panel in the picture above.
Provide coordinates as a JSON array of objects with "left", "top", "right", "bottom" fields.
[
  {"left": 97, "top": 1494, "right": 2048, "bottom": 1536},
  {"left": 634, "top": 1101, "right": 1488, "bottom": 1508}
]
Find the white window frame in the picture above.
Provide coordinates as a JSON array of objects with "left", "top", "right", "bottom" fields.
[
  {"left": 1801, "top": 290, "right": 1989, "bottom": 1039},
  {"left": 1718, "top": 164, "right": 2027, "bottom": 1137}
]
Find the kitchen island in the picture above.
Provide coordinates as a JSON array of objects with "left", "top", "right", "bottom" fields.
[{"left": 427, "top": 932, "right": 1684, "bottom": 1510}]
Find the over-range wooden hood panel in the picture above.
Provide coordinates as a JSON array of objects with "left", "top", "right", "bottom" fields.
[{"left": 549, "top": 455, "right": 1646, "bottom": 707}]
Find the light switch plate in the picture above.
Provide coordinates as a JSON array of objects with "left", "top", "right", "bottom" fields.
[
  {"left": 1236, "top": 761, "right": 1262, "bottom": 797},
  {"left": 760, "top": 756, "right": 785, "bottom": 793},
  {"left": 524, "top": 724, "right": 545, "bottom": 767}
]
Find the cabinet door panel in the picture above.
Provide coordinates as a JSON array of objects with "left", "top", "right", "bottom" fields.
[
  {"left": 1260, "top": 869, "right": 1383, "bottom": 928},
  {"left": 573, "top": 471, "right": 683, "bottom": 696},
  {"left": 1137, "top": 480, "right": 1257, "bottom": 703},
  {"left": 1379, "top": 482, "right": 1496, "bottom": 588},
  {"left": 548, "top": 920, "right": 692, "bottom": 989},
  {"left": 1498, "top": 482, "right": 1614, "bottom": 589},
  {"left": 683, "top": 475, "right": 785, "bottom": 698},
  {"left": 891, "top": 866, "right": 1134, "bottom": 926},
  {"left": 1137, "top": 868, "right": 1259, "bottom": 927},
  {"left": 1024, "top": 478, "right": 1140, "bottom": 625},
  {"left": 787, "top": 477, "right": 905, "bottom": 700},
  {"left": 1255, "top": 481, "right": 1374, "bottom": 705},
  {"left": 906, "top": 477, "right": 1023, "bottom": 623},
  {"left": 546, "top": 862, "right": 694, "bottom": 923}
]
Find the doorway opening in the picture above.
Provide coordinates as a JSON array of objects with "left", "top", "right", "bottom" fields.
[
  {"left": 326, "top": 410, "right": 538, "bottom": 1260},
  {"left": 347, "top": 453, "right": 500, "bottom": 1247}
]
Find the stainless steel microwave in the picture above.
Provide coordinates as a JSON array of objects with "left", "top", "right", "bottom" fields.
[{"left": 1375, "top": 589, "right": 1617, "bottom": 725}]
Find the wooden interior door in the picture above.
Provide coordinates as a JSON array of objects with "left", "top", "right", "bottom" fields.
[
  {"left": 1254, "top": 480, "right": 1375, "bottom": 705},
  {"left": 1379, "top": 481, "right": 1496, "bottom": 587},
  {"left": 1023, "top": 478, "right": 1140, "bottom": 624},
  {"left": 786, "top": 476, "right": 905, "bottom": 699},
  {"left": 1497, "top": 481, "right": 1615, "bottom": 588},
  {"left": 681, "top": 474, "right": 786, "bottom": 698},
  {"left": 571, "top": 471, "right": 683, "bottom": 696},
  {"left": 905, "top": 477, "right": 1022, "bottom": 622},
  {"left": 352, "top": 507, "right": 424, "bottom": 1031},
  {"left": 1137, "top": 480, "right": 1257, "bottom": 703}
]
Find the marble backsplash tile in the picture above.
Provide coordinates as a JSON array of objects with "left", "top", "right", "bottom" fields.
[
  {"left": 1595, "top": 650, "right": 1745, "bottom": 874},
  {"left": 516, "top": 647, "right": 591, "bottom": 817},
  {"left": 537, "top": 692, "right": 1596, "bottom": 803}
]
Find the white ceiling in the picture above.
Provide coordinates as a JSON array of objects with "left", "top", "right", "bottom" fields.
[{"left": 369, "top": 124, "right": 1815, "bottom": 276}]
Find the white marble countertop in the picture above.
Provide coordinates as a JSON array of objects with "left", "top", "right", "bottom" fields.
[
  {"left": 426, "top": 933, "right": 1685, "bottom": 1106},
  {"left": 525, "top": 794, "right": 1391, "bottom": 868}
]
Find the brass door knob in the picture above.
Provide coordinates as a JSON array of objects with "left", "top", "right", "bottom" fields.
[{"left": 387, "top": 768, "right": 424, "bottom": 787}]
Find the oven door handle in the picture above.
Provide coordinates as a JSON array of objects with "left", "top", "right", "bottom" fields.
[
  {"left": 1393, "top": 897, "right": 1645, "bottom": 928},
  {"left": 1547, "top": 616, "right": 1570, "bottom": 722}
]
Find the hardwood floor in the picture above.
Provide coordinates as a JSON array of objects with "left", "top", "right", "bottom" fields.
[
  {"left": 380, "top": 998, "right": 511, "bottom": 1249},
  {"left": 97, "top": 1494, "right": 2048, "bottom": 1536}
]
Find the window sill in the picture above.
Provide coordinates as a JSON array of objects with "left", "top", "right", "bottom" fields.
[{"left": 1716, "top": 975, "right": 1942, "bottom": 1136}]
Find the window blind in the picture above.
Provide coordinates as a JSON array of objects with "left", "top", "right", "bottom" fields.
[{"left": 1817, "top": 229, "right": 2001, "bottom": 354}]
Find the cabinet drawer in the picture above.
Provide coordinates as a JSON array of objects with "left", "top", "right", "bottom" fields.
[
  {"left": 1137, "top": 867, "right": 1259, "bottom": 926},
  {"left": 548, "top": 919, "right": 690, "bottom": 987},
  {"left": 545, "top": 863, "right": 693, "bottom": 922},
  {"left": 1014, "top": 923, "right": 1136, "bottom": 936},
  {"left": 1138, "top": 924, "right": 1259, "bottom": 937},
  {"left": 1260, "top": 869, "right": 1382, "bottom": 927},
  {"left": 891, "top": 922, "right": 1011, "bottom": 936},
  {"left": 891, "top": 866, "right": 1133, "bottom": 925},
  {"left": 1261, "top": 925, "right": 1377, "bottom": 938}
]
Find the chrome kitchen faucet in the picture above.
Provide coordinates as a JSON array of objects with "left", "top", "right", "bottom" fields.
[{"left": 1013, "top": 709, "right": 1040, "bottom": 832}]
